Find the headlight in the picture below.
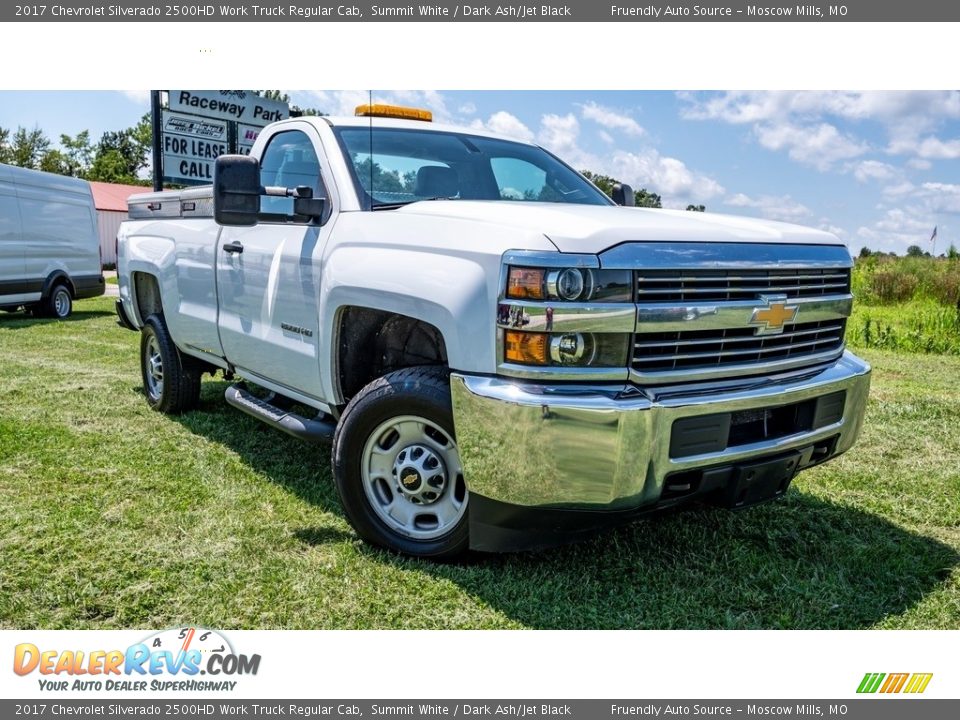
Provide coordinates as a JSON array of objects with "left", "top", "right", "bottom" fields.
[
  {"left": 505, "top": 330, "right": 628, "bottom": 368},
  {"left": 547, "top": 268, "right": 587, "bottom": 301},
  {"left": 506, "top": 266, "right": 632, "bottom": 302}
]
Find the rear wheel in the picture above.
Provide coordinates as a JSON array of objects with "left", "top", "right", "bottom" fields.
[
  {"left": 140, "top": 314, "right": 202, "bottom": 414},
  {"left": 332, "top": 366, "right": 469, "bottom": 559},
  {"left": 40, "top": 283, "right": 72, "bottom": 319}
]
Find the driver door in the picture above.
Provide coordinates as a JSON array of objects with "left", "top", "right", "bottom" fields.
[{"left": 216, "top": 125, "right": 333, "bottom": 401}]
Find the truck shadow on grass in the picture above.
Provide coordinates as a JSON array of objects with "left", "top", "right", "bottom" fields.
[
  {"left": 0, "top": 308, "right": 114, "bottom": 328},
  {"left": 177, "top": 380, "right": 958, "bottom": 630}
]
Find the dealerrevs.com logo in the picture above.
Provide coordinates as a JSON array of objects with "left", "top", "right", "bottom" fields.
[{"left": 13, "top": 627, "right": 260, "bottom": 693}]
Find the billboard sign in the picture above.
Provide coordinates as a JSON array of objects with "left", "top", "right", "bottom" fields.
[
  {"left": 161, "top": 109, "right": 229, "bottom": 186},
  {"left": 158, "top": 91, "right": 290, "bottom": 186},
  {"left": 237, "top": 123, "right": 263, "bottom": 156},
  {"left": 168, "top": 90, "right": 289, "bottom": 126}
]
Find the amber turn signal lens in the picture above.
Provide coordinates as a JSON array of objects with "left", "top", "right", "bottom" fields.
[
  {"left": 506, "top": 267, "right": 545, "bottom": 300},
  {"left": 504, "top": 331, "right": 548, "bottom": 365}
]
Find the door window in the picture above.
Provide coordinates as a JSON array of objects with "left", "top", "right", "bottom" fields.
[{"left": 259, "top": 130, "right": 324, "bottom": 219}]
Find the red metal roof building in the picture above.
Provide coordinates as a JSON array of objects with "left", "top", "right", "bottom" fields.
[{"left": 89, "top": 181, "right": 149, "bottom": 266}]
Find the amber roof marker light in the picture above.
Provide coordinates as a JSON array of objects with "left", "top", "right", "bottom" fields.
[{"left": 355, "top": 104, "right": 433, "bottom": 122}]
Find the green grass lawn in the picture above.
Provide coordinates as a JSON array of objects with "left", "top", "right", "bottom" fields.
[{"left": 1, "top": 296, "right": 958, "bottom": 629}]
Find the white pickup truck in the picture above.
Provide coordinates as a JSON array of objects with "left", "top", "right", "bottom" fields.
[{"left": 116, "top": 104, "right": 871, "bottom": 558}]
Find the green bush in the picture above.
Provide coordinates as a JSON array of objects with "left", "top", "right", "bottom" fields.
[
  {"left": 848, "top": 301, "right": 960, "bottom": 355},
  {"left": 852, "top": 255, "right": 960, "bottom": 306}
]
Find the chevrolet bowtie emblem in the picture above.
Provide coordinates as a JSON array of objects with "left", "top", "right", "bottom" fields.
[{"left": 749, "top": 295, "right": 798, "bottom": 334}]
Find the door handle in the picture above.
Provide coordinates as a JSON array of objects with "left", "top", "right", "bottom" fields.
[{"left": 223, "top": 241, "right": 244, "bottom": 254}]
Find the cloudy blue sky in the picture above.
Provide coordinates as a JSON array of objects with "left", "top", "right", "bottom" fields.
[{"left": 2, "top": 90, "right": 958, "bottom": 255}]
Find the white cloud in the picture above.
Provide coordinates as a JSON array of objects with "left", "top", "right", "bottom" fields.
[
  {"left": 754, "top": 122, "right": 868, "bottom": 170},
  {"left": 882, "top": 181, "right": 916, "bottom": 197},
  {"left": 537, "top": 113, "right": 581, "bottom": 158},
  {"left": 457, "top": 102, "right": 477, "bottom": 115},
  {"left": 907, "top": 157, "right": 933, "bottom": 170},
  {"left": 578, "top": 102, "right": 644, "bottom": 136},
  {"left": 470, "top": 111, "right": 535, "bottom": 142},
  {"left": 299, "top": 90, "right": 374, "bottom": 117},
  {"left": 680, "top": 91, "right": 960, "bottom": 169},
  {"left": 877, "top": 181, "right": 960, "bottom": 214},
  {"left": 680, "top": 91, "right": 960, "bottom": 127},
  {"left": 724, "top": 192, "right": 811, "bottom": 222},
  {"left": 888, "top": 135, "right": 960, "bottom": 160},
  {"left": 526, "top": 111, "right": 723, "bottom": 206},
  {"left": 819, "top": 222, "right": 848, "bottom": 238},
  {"left": 855, "top": 207, "right": 938, "bottom": 254},
  {"left": 852, "top": 160, "right": 897, "bottom": 183},
  {"left": 603, "top": 151, "right": 724, "bottom": 207},
  {"left": 598, "top": 130, "right": 614, "bottom": 144},
  {"left": 120, "top": 90, "right": 150, "bottom": 104},
  {"left": 918, "top": 182, "right": 960, "bottom": 213}
]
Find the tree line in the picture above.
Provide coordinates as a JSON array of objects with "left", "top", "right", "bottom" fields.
[
  {"left": 860, "top": 245, "right": 959, "bottom": 260},
  {"left": 0, "top": 114, "right": 152, "bottom": 186},
  {"left": 0, "top": 92, "right": 320, "bottom": 187}
]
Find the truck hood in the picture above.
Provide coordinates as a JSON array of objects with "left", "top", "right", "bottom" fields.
[{"left": 396, "top": 201, "right": 844, "bottom": 255}]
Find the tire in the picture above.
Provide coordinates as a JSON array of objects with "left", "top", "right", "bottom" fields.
[
  {"left": 40, "top": 283, "right": 72, "bottom": 319},
  {"left": 139, "top": 314, "right": 202, "bottom": 414},
  {"left": 332, "top": 366, "right": 469, "bottom": 559}
]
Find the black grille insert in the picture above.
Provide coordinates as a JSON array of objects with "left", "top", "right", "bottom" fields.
[
  {"left": 636, "top": 268, "right": 851, "bottom": 303},
  {"left": 632, "top": 319, "right": 846, "bottom": 374}
]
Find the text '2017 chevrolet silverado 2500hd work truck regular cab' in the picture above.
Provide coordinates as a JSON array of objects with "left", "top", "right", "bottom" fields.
[{"left": 116, "top": 104, "right": 871, "bottom": 558}]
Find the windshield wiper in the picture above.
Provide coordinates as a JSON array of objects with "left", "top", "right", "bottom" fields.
[
  {"left": 371, "top": 197, "right": 459, "bottom": 210},
  {"left": 370, "top": 202, "right": 414, "bottom": 210}
]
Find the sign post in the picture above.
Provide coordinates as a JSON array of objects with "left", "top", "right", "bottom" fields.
[{"left": 150, "top": 90, "right": 164, "bottom": 192}]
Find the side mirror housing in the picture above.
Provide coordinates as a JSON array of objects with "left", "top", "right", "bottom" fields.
[
  {"left": 292, "top": 186, "right": 326, "bottom": 221},
  {"left": 612, "top": 183, "right": 635, "bottom": 207},
  {"left": 214, "top": 155, "right": 261, "bottom": 226}
]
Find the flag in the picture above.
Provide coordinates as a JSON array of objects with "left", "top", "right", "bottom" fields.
[{"left": 931, "top": 226, "right": 938, "bottom": 242}]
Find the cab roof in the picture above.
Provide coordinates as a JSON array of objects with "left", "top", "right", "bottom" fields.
[{"left": 288, "top": 114, "right": 540, "bottom": 146}]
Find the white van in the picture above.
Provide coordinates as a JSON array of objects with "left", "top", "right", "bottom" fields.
[{"left": 0, "top": 162, "right": 105, "bottom": 318}]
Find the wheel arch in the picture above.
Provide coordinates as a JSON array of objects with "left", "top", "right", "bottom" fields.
[
  {"left": 333, "top": 305, "right": 450, "bottom": 406},
  {"left": 39, "top": 270, "right": 75, "bottom": 300},
  {"left": 129, "top": 271, "right": 163, "bottom": 325}
]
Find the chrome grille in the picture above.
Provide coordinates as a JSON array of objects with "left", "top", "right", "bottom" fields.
[
  {"left": 635, "top": 268, "right": 851, "bottom": 302},
  {"left": 632, "top": 320, "right": 847, "bottom": 374}
]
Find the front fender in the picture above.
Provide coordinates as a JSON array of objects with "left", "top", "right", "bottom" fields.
[{"left": 320, "top": 246, "right": 498, "bottom": 404}]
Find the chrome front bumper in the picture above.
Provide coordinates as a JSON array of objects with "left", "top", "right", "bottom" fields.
[{"left": 451, "top": 351, "right": 871, "bottom": 514}]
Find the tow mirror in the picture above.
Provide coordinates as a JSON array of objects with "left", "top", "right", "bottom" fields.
[
  {"left": 612, "top": 183, "right": 635, "bottom": 207},
  {"left": 214, "top": 155, "right": 261, "bottom": 226}
]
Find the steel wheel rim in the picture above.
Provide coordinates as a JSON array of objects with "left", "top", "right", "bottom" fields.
[
  {"left": 145, "top": 335, "right": 164, "bottom": 400},
  {"left": 361, "top": 414, "right": 468, "bottom": 541},
  {"left": 54, "top": 289, "right": 70, "bottom": 317}
]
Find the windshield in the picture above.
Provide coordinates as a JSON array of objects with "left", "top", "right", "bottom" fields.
[{"left": 334, "top": 126, "right": 613, "bottom": 209}]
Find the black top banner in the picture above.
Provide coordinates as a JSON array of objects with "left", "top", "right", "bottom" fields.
[{"left": 4, "top": 0, "right": 957, "bottom": 22}]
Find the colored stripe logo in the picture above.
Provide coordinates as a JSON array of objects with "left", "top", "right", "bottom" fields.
[{"left": 857, "top": 672, "right": 933, "bottom": 694}]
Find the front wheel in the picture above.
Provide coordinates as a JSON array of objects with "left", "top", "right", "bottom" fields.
[
  {"left": 332, "top": 366, "right": 469, "bottom": 559},
  {"left": 139, "top": 314, "right": 202, "bottom": 414}
]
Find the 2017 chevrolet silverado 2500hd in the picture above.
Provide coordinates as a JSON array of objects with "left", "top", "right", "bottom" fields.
[
  {"left": 0, "top": 162, "right": 105, "bottom": 318},
  {"left": 115, "top": 104, "right": 871, "bottom": 558}
]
